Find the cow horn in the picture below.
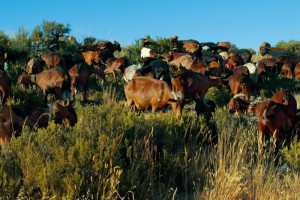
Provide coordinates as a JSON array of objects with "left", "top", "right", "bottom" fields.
[
  {"left": 60, "top": 99, "right": 70, "bottom": 107},
  {"left": 209, "top": 76, "right": 219, "bottom": 80},
  {"left": 233, "top": 93, "right": 246, "bottom": 99}
]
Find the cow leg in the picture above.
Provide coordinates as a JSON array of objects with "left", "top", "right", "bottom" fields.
[
  {"left": 151, "top": 106, "right": 158, "bottom": 116},
  {"left": 126, "top": 99, "right": 134, "bottom": 110},
  {"left": 83, "top": 85, "right": 88, "bottom": 102},
  {"left": 273, "top": 129, "right": 280, "bottom": 155},
  {"left": 44, "top": 92, "right": 48, "bottom": 107}
]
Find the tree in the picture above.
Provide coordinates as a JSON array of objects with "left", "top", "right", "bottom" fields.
[
  {"left": 82, "top": 37, "right": 97, "bottom": 46},
  {"left": 8, "top": 27, "right": 30, "bottom": 62},
  {"left": 275, "top": 40, "right": 300, "bottom": 54},
  {"left": 41, "top": 20, "right": 71, "bottom": 51},
  {"left": 0, "top": 30, "right": 9, "bottom": 47}
]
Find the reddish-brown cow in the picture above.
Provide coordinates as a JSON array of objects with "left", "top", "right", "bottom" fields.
[
  {"left": 0, "top": 100, "right": 77, "bottom": 144},
  {"left": 17, "top": 67, "right": 71, "bottom": 107},
  {"left": 171, "top": 69, "right": 222, "bottom": 100},
  {"left": 124, "top": 76, "right": 183, "bottom": 117},
  {"left": 69, "top": 62, "right": 105, "bottom": 101},
  {"left": 249, "top": 99, "right": 293, "bottom": 154}
]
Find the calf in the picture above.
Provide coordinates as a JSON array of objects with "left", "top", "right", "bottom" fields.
[
  {"left": 0, "top": 71, "right": 11, "bottom": 106},
  {"left": 103, "top": 57, "right": 129, "bottom": 80},
  {"left": 17, "top": 67, "right": 71, "bottom": 107},
  {"left": 69, "top": 62, "right": 105, "bottom": 101},
  {"left": 0, "top": 100, "right": 77, "bottom": 143},
  {"left": 124, "top": 76, "right": 183, "bottom": 117}
]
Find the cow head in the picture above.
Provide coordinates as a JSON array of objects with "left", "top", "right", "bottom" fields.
[
  {"left": 282, "top": 62, "right": 294, "bottom": 79},
  {"left": 171, "top": 74, "right": 185, "bottom": 100},
  {"left": 50, "top": 100, "right": 77, "bottom": 126},
  {"left": 168, "top": 91, "right": 183, "bottom": 117},
  {"left": 113, "top": 41, "right": 121, "bottom": 52},
  {"left": 227, "top": 53, "right": 244, "bottom": 70},
  {"left": 227, "top": 94, "right": 249, "bottom": 113}
]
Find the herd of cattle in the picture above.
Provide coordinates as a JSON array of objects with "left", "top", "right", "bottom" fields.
[{"left": 0, "top": 37, "right": 299, "bottom": 154}]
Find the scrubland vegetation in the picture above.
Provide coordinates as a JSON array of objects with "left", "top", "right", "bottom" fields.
[{"left": 0, "top": 20, "right": 300, "bottom": 199}]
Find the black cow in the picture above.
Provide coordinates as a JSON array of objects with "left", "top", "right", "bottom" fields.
[
  {"left": 228, "top": 49, "right": 252, "bottom": 64},
  {"left": 139, "top": 59, "right": 170, "bottom": 83}
]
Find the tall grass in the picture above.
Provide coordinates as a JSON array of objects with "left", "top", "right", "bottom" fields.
[{"left": 1, "top": 83, "right": 300, "bottom": 199}]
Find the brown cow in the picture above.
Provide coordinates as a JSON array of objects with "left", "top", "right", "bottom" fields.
[
  {"left": 69, "top": 62, "right": 105, "bottom": 101},
  {"left": 0, "top": 100, "right": 77, "bottom": 144},
  {"left": 17, "top": 67, "right": 71, "bottom": 107},
  {"left": 124, "top": 76, "right": 183, "bottom": 117},
  {"left": 103, "top": 57, "right": 129, "bottom": 80},
  {"left": 171, "top": 69, "right": 222, "bottom": 100},
  {"left": 270, "top": 90, "right": 297, "bottom": 127},
  {"left": 164, "top": 51, "right": 208, "bottom": 75},
  {"left": 81, "top": 50, "right": 102, "bottom": 65},
  {"left": 294, "top": 63, "right": 300, "bottom": 79},
  {"left": 260, "top": 46, "right": 287, "bottom": 57},
  {"left": 0, "top": 71, "right": 11, "bottom": 106},
  {"left": 228, "top": 70, "right": 254, "bottom": 100},
  {"left": 171, "top": 36, "right": 202, "bottom": 60},
  {"left": 257, "top": 58, "right": 278, "bottom": 76}
]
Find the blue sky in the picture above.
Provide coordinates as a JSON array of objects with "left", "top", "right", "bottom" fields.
[{"left": 1, "top": 0, "right": 300, "bottom": 51}]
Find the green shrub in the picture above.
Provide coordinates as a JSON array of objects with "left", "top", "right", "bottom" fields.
[{"left": 205, "top": 86, "right": 231, "bottom": 107}]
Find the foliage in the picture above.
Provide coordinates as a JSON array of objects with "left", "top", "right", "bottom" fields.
[
  {"left": 205, "top": 86, "right": 231, "bottom": 107},
  {"left": 275, "top": 40, "right": 300, "bottom": 54},
  {"left": 282, "top": 136, "right": 300, "bottom": 172},
  {"left": 1, "top": 21, "right": 300, "bottom": 199}
]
